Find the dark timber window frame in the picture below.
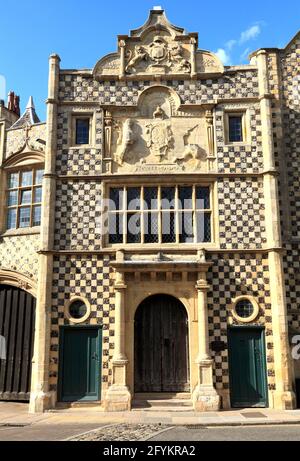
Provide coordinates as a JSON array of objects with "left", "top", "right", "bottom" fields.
[{"left": 107, "top": 184, "right": 213, "bottom": 246}]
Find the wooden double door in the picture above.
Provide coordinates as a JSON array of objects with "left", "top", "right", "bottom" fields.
[
  {"left": 0, "top": 285, "right": 36, "bottom": 401},
  {"left": 134, "top": 294, "right": 190, "bottom": 393}
]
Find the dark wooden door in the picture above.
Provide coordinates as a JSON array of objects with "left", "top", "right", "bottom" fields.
[
  {"left": 59, "top": 326, "right": 102, "bottom": 402},
  {"left": 0, "top": 285, "right": 36, "bottom": 401},
  {"left": 134, "top": 294, "right": 190, "bottom": 392},
  {"left": 228, "top": 327, "right": 268, "bottom": 408}
]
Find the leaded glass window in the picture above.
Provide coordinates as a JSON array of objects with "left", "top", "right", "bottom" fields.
[
  {"left": 108, "top": 185, "right": 212, "bottom": 244},
  {"left": 6, "top": 168, "right": 44, "bottom": 230},
  {"left": 228, "top": 115, "right": 243, "bottom": 142}
]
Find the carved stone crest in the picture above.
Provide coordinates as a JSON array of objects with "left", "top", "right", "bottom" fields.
[
  {"left": 125, "top": 37, "right": 191, "bottom": 75},
  {"left": 145, "top": 106, "right": 173, "bottom": 162},
  {"left": 149, "top": 36, "right": 168, "bottom": 63}
]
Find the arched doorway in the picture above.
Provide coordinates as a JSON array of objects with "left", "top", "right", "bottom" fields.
[
  {"left": 0, "top": 285, "right": 36, "bottom": 401},
  {"left": 134, "top": 294, "right": 190, "bottom": 393}
]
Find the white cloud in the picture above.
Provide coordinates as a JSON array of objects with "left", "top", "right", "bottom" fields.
[
  {"left": 215, "top": 48, "right": 231, "bottom": 65},
  {"left": 239, "top": 25, "right": 261, "bottom": 44},
  {"left": 226, "top": 39, "right": 237, "bottom": 50},
  {"left": 240, "top": 47, "right": 251, "bottom": 61}
]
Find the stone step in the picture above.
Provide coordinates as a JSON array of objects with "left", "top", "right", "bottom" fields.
[
  {"left": 132, "top": 399, "right": 193, "bottom": 412},
  {"left": 134, "top": 392, "right": 191, "bottom": 400}
]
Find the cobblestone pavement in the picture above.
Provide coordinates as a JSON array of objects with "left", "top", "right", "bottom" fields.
[{"left": 69, "top": 424, "right": 172, "bottom": 441}]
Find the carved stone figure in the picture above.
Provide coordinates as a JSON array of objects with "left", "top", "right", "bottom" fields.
[
  {"left": 126, "top": 46, "right": 148, "bottom": 73},
  {"left": 115, "top": 119, "right": 135, "bottom": 165},
  {"left": 168, "top": 44, "right": 191, "bottom": 73},
  {"left": 145, "top": 106, "right": 173, "bottom": 162}
]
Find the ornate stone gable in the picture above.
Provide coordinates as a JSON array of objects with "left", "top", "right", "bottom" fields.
[{"left": 93, "top": 9, "right": 223, "bottom": 80}]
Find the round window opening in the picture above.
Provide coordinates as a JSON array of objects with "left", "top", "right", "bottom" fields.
[
  {"left": 69, "top": 300, "right": 88, "bottom": 320},
  {"left": 235, "top": 299, "right": 254, "bottom": 319}
]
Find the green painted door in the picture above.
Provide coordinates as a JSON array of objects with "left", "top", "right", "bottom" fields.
[
  {"left": 228, "top": 327, "right": 268, "bottom": 408},
  {"left": 59, "top": 326, "right": 101, "bottom": 402}
]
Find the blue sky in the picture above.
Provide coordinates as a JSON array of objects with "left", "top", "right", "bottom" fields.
[{"left": 0, "top": 0, "right": 299, "bottom": 120}]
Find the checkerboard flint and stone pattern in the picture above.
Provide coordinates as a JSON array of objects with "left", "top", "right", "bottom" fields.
[
  {"left": 54, "top": 180, "right": 102, "bottom": 251},
  {"left": 279, "top": 36, "right": 300, "bottom": 239},
  {"left": 49, "top": 254, "right": 116, "bottom": 393},
  {"left": 215, "top": 104, "right": 263, "bottom": 174},
  {"left": 56, "top": 110, "right": 103, "bottom": 176},
  {"left": 58, "top": 70, "right": 259, "bottom": 104},
  {"left": 284, "top": 243, "right": 300, "bottom": 332},
  {"left": 218, "top": 177, "right": 266, "bottom": 249},
  {"left": 206, "top": 253, "right": 275, "bottom": 391}
]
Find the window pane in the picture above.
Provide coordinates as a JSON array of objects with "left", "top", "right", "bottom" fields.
[
  {"left": 109, "top": 188, "right": 123, "bottom": 211},
  {"left": 33, "top": 206, "right": 42, "bottom": 226},
  {"left": 127, "top": 187, "right": 140, "bottom": 210},
  {"left": 162, "top": 211, "right": 176, "bottom": 243},
  {"left": 196, "top": 187, "right": 210, "bottom": 209},
  {"left": 144, "top": 212, "right": 159, "bottom": 243},
  {"left": 179, "top": 211, "right": 194, "bottom": 243},
  {"left": 35, "top": 169, "right": 44, "bottom": 185},
  {"left": 7, "top": 190, "right": 18, "bottom": 206},
  {"left": 196, "top": 212, "right": 211, "bottom": 242},
  {"left": 161, "top": 187, "right": 175, "bottom": 209},
  {"left": 8, "top": 173, "right": 19, "bottom": 189},
  {"left": 21, "top": 171, "right": 33, "bottom": 187},
  {"left": 7, "top": 208, "right": 17, "bottom": 229},
  {"left": 127, "top": 213, "right": 141, "bottom": 243},
  {"left": 108, "top": 213, "right": 123, "bottom": 243},
  {"left": 235, "top": 300, "right": 254, "bottom": 318},
  {"left": 76, "top": 119, "right": 90, "bottom": 145},
  {"left": 21, "top": 189, "right": 32, "bottom": 204},
  {"left": 178, "top": 186, "right": 193, "bottom": 210},
  {"left": 229, "top": 116, "right": 243, "bottom": 142},
  {"left": 19, "top": 207, "right": 31, "bottom": 228},
  {"left": 144, "top": 187, "right": 158, "bottom": 210},
  {"left": 69, "top": 301, "right": 87, "bottom": 319},
  {"left": 34, "top": 187, "right": 42, "bottom": 203}
]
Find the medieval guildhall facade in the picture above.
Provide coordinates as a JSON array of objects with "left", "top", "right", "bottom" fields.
[{"left": 0, "top": 9, "right": 300, "bottom": 413}]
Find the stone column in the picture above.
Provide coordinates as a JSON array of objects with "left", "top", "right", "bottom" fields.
[
  {"left": 104, "top": 270, "right": 131, "bottom": 411},
  {"left": 256, "top": 50, "right": 296, "bottom": 409},
  {"left": 192, "top": 274, "right": 220, "bottom": 411},
  {"left": 190, "top": 37, "right": 197, "bottom": 78},
  {"left": 29, "top": 54, "right": 60, "bottom": 413},
  {"left": 119, "top": 40, "right": 126, "bottom": 79}
]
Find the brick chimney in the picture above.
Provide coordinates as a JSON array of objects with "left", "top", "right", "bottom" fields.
[{"left": 7, "top": 91, "right": 20, "bottom": 116}]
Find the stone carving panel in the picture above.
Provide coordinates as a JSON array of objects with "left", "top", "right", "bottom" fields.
[
  {"left": 125, "top": 33, "right": 191, "bottom": 76},
  {"left": 108, "top": 89, "right": 209, "bottom": 174}
]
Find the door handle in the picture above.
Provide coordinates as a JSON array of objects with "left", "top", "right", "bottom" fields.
[{"left": 92, "top": 352, "right": 99, "bottom": 361}]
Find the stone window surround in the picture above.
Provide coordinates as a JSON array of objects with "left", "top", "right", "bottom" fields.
[
  {"left": 231, "top": 295, "right": 260, "bottom": 323},
  {"left": 223, "top": 107, "right": 251, "bottom": 146},
  {"left": 68, "top": 111, "right": 96, "bottom": 148},
  {"left": 102, "top": 179, "right": 219, "bottom": 249},
  {"left": 64, "top": 295, "right": 92, "bottom": 324}
]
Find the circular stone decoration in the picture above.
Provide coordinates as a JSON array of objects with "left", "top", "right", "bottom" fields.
[
  {"left": 232, "top": 296, "right": 259, "bottom": 323},
  {"left": 66, "top": 297, "right": 91, "bottom": 323}
]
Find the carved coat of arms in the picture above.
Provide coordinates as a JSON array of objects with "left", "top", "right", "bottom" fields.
[
  {"left": 145, "top": 106, "right": 173, "bottom": 162},
  {"left": 149, "top": 36, "right": 168, "bottom": 63}
]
